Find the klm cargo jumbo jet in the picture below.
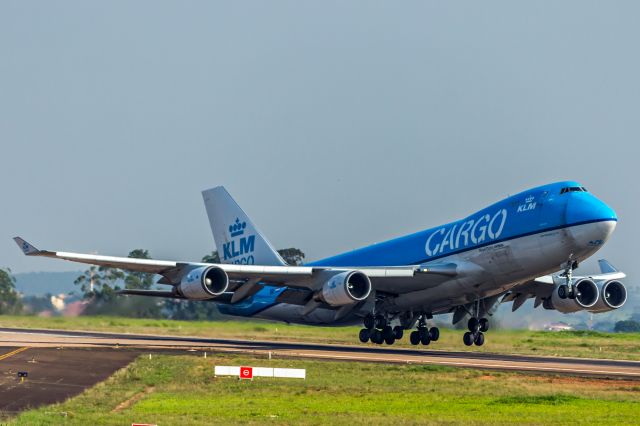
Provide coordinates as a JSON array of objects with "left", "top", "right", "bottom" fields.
[{"left": 15, "top": 181, "right": 627, "bottom": 347}]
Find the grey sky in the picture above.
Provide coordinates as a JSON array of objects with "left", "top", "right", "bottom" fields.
[{"left": 1, "top": 1, "right": 638, "bottom": 289}]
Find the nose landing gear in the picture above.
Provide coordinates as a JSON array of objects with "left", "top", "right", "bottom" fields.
[{"left": 558, "top": 257, "right": 579, "bottom": 300}]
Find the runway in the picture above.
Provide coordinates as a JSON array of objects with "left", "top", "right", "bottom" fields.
[{"left": 2, "top": 327, "right": 639, "bottom": 380}]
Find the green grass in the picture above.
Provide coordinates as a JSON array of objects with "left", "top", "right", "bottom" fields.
[
  {"left": 8, "top": 353, "right": 640, "bottom": 425},
  {"left": 1, "top": 315, "right": 639, "bottom": 360}
]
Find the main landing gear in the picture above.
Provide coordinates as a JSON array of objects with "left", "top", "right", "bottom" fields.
[
  {"left": 463, "top": 317, "right": 488, "bottom": 346},
  {"left": 359, "top": 313, "right": 439, "bottom": 346},
  {"left": 359, "top": 314, "right": 403, "bottom": 345},
  {"left": 409, "top": 314, "right": 439, "bottom": 347}
]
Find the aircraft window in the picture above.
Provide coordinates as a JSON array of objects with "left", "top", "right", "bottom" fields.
[{"left": 560, "top": 186, "right": 587, "bottom": 194}]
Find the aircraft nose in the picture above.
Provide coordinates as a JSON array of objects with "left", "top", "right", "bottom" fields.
[
  {"left": 565, "top": 193, "right": 617, "bottom": 247},
  {"left": 566, "top": 193, "right": 617, "bottom": 225}
]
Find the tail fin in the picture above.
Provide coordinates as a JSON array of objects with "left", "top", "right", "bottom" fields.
[{"left": 201, "top": 186, "right": 287, "bottom": 266}]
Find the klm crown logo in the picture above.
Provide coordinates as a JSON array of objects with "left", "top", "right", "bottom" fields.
[
  {"left": 525, "top": 195, "right": 535, "bottom": 203},
  {"left": 229, "top": 218, "right": 247, "bottom": 237},
  {"left": 223, "top": 218, "right": 255, "bottom": 263}
]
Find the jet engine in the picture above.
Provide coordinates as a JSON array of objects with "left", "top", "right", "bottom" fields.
[
  {"left": 589, "top": 280, "right": 627, "bottom": 313},
  {"left": 318, "top": 271, "right": 372, "bottom": 306},
  {"left": 178, "top": 266, "right": 229, "bottom": 300},
  {"left": 544, "top": 278, "right": 599, "bottom": 313}
]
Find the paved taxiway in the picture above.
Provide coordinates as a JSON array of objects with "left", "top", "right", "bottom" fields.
[{"left": 2, "top": 327, "right": 639, "bottom": 380}]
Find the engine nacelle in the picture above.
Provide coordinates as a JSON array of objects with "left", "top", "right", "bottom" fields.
[
  {"left": 589, "top": 280, "right": 627, "bottom": 313},
  {"left": 178, "top": 266, "right": 229, "bottom": 300},
  {"left": 319, "top": 271, "right": 372, "bottom": 306},
  {"left": 544, "top": 278, "right": 599, "bottom": 313}
]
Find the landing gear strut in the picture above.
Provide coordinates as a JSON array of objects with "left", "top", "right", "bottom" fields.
[
  {"left": 558, "top": 257, "right": 579, "bottom": 300},
  {"left": 462, "top": 300, "right": 488, "bottom": 346},
  {"left": 409, "top": 314, "right": 439, "bottom": 347}
]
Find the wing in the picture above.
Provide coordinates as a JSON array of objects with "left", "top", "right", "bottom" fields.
[{"left": 13, "top": 237, "right": 458, "bottom": 294}]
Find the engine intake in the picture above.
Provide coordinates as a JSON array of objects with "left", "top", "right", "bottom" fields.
[
  {"left": 178, "top": 266, "right": 229, "bottom": 300},
  {"left": 319, "top": 271, "right": 372, "bottom": 306},
  {"left": 545, "top": 278, "right": 599, "bottom": 313},
  {"left": 589, "top": 280, "right": 627, "bottom": 313}
]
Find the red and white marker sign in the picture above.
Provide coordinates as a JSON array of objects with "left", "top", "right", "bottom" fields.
[{"left": 239, "top": 366, "right": 253, "bottom": 379}]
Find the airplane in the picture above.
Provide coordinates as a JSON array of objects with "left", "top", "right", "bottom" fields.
[{"left": 14, "top": 181, "right": 628, "bottom": 347}]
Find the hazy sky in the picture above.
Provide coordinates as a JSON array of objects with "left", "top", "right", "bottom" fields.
[{"left": 1, "top": 2, "right": 638, "bottom": 284}]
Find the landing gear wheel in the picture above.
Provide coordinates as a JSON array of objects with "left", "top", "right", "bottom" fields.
[
  {"left": 384, "top": 336, "right": 396, "bottom": 345},
  {"left": 371, "top": 329, "right": 383, "bottom": 344},
  {"left": 474, "top": 332, "right": 485, "bottom": 346},
  {"left": 468, "top": 317, "right": 479, "bottom": 332},
  {"left": 558, "top": 285, "right": 568, "bottom": 299},
  {"left": 429, "top": 327, "right": 440, "bottom": 341},
  {"left": 374, "top": 315, "right": 387, "bottom": 329},
  {"left": 363, "top": 314, "right": 375, "bottom": 330},
  {"left": 382, "top": 326, "right": 394, "bottom": 340},
  {"left": 393, "top": 326, "right": 404, "bottom": 340},
  {"left": 463, "top": 332, "right": 474, "bottom": 346},
  {"left": 410, "top": 330, "right": 420, "bottom": 345},
  {"left": 419, "top": 328, "right": 431, "bottom": 345},
  {"left": 479, "top": 318, "right": 489, "bottom": 333},
  {"left": 359, "top": 329, "right": 370, "bottom": 343}
]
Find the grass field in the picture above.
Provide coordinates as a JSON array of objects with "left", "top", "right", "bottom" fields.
[
  {"left": 8, "top": 353, "right": 640, "bottom": 425},
  {"left": 1, "top": 315, "right": 639, "bottom": 360}
]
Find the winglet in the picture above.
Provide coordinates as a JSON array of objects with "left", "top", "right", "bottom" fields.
[
  {"left": 13, "top": 237, "right": 41, "bottom": 255},
  {"left": 598, "top": 259, "right": 619, "bottom": 274}
]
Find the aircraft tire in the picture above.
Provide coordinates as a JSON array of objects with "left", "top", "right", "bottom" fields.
[
  {"left": 419, "top": 329, "right": 431, "bottom": 345},
  {"left": 468, "top": 317, "right": 479, "bottom": 332},
  {"left": 359, "top": 328, "right": 370, "bottom": 343},
  {"left": 363, "top": 315, "right": 375, "bottom": 330},
  {"left": 374, "top": 315, "right": 387, "bottom": 329},
  {"left": 474, "top": 332, "right": 485, "bottom": 346},
  {"left": 463, "top": 332, "right": 474, "bottom": 346},
  {"left": 393, "top": 326, "right": 404, "bottom": 340},
  {"left": 479, "top": 319, "right": 489, "bottom": 332},
  {"left": 409, "top": 330, "right": 420, "bottom": 345},
  {"left": 382, "top": 325, "right": 394, "bottom": 340},
  {"left": 371, "top": 329, "right": 383, "bottom": 344},
  {"left": 384, "top": 336, "right": 395, "bottom": 345},
  {"left": 429, "top": 327, "right": 440, "bottom": 341}
]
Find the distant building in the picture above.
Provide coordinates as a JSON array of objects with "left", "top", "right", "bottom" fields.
[{"left": 544, "top": 322, "right": 574, "bottom": 332}]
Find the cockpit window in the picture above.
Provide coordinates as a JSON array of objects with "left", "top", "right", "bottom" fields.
[{"left": 560, "top": 186, "right": 588, "bottom": 194}]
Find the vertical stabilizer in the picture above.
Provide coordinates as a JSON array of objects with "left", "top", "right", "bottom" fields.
[{"left": 201, "top": 186, "right": 286, "bottom": 266}]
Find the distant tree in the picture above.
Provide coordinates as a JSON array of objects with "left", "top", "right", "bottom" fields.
[
  {"left": 614, "top": 320, "right": 640, "bottom": 333},
  {"left": 278, "top": 248, "right": 305, "bottom": 266},
  {"left": 124, "top": 249, "right": 155, "bottom": 289},
  {"left": 164, "top": 299, "right": 222, "bottom": 321},
  {"left": 202, "top": 251, "right": 220, "bottom": 263},
  {"left": 0, "top": 268, "right": 22, "bottom": 315},
  {"left": 74, "top": 249, "right": 162, "bottom": 317},
  {"left": 21, "top": 294, "right": 55, "bottom": 315},
  {"left": 74, "top": 265, "right": 124, "bottom": 302}
]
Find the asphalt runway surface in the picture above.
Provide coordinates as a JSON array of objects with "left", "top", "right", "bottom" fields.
[
  {"left": 0, "top": 346, "right": 140, "bottom": 417},
  {"left": 2, "top": 327, "right": 639, "bottom": 382}
]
